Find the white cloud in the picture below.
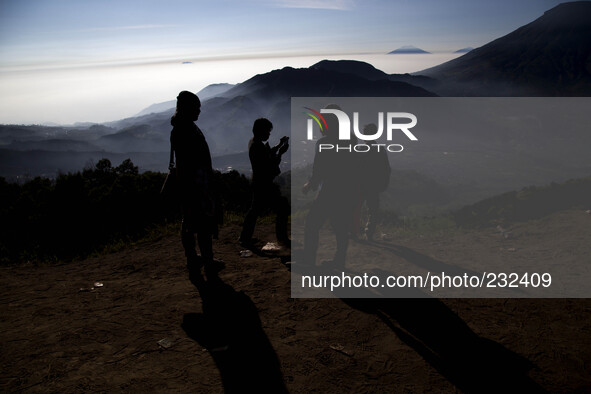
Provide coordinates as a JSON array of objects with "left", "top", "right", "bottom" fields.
[
  {"left": 81, "top": 24, "right": 177, "bottom": 32},
  {"left": 268, "top": 0, "right": 354, "bottom": 10}
]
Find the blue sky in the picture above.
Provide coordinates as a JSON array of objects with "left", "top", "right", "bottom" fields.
[{"left": 0, "top": 0, "right": 566, "bottom": 124}]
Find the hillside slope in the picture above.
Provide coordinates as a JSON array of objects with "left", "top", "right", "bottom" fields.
[{"left": 419, "top": 1, "right": 591, "bottom": 96}]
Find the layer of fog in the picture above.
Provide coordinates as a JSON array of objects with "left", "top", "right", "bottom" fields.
[{"left": 0, "top": 53, "right": 461, "bottom": 125}]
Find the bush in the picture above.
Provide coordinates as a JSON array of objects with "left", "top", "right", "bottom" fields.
[{"left": 0, "top": 160, "right": 255, "bottom": 264}]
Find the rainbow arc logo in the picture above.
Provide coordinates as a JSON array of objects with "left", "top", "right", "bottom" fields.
[{"left": 303, "top": 107, "right": 328, "bottom": 137}]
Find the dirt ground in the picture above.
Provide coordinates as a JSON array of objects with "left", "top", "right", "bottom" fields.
[{"left": 1, "top": 211, "right": 590, "bottom": 393}]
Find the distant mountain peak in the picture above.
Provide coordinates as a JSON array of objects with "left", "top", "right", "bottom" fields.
[
  {"left": 388, "top": 45, "right": 430, "bottom": 54},
  {"left": 454, "top": 47, "right": 473, "bottom": 53},
  {"left": 417, "top": 1, "right": 591, "bottom": 96},
  {"left": 134, "top": 83, "right": 236, "bottom": 117},
  {"left": 311, "top": 60, "right": 388, "bottom": 80}
]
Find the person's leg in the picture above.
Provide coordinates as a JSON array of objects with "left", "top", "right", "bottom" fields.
[
  {"left": 364, "top": 192, "right": 380, "bottom": 240},
  {"left": 303, "top": 198, "right": 328, "bottom": 266},
  {"left": 350, "top": 190, "right": 362, "bottom": 240},
  {"left": 269, "top": 185, "right": 290, "bottom": 245},
  {"left": 197, "top": 230, "right": 216, "bottom": 278},
  {"left": 330, "top": 194, "right": 357, "bottom": 268},
  {"left": 239, "top": 191, "right": 261, "bottom": 244},
  {"left": 197, "top": 231, "right": 213, "bottom": 263},
  {"left": 332, "top": 214, "right": 350, "bottom": 268},
  {"left": 181, "top": 214, "right": 199, "bottom": 266},
  {"left": 182, "top": 217, "right": 203, "bottom": 287}
]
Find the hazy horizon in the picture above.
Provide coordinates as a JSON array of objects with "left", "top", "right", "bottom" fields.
[
  {"left": 1, "top": 52, "right": 463, "bottom": 125},
  {"left": 0, "top": 0, "right": 564, "bottom": 125}
]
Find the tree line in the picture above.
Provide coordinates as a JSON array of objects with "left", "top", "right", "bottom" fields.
[{"left": 0, "top": 158, "right": 253, "bottom": 264}]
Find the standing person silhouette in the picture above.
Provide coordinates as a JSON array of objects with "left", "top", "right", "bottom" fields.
[
  {"left": 239, "top": 118, "right": 291, "bottom": 248},
  {"left": 358, "top": 123, "right": 391, "bottom": 240},
  {"left": 302, "top": 104, "right": 358, "bottom": 269},
  {"left": 169, "top": 91, "right": 219, "bottom": 279}
]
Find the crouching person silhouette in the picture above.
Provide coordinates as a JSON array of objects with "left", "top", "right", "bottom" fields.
[
  {"left": 239, "top": 118, "right": 291, "bottom": 248},
  {"left": 169, "top": 91, "right": 221, "bottom": 279}
]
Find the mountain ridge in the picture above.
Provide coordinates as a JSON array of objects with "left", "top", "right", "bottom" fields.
[
  {"left": 135, "top": 83, "right": 236, "bottom": 117},
  {"left": 418, "top": 1, "right": 591, "bottom": 96}
]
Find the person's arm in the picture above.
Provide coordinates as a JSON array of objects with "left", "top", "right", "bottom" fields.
[
  {"left": 271, "top": 136, "right": 289, "bottom": 157},
  {"left": 270, "top": 143, "right": 280, "bottom": 155}
]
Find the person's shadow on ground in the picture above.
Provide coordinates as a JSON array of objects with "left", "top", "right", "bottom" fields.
[
  {"left": 335, "top": 239, "right": 547, "bottom": 394},
  {"left": 343, "top": 295, "right": 547, "bottom": 393},
  {"left": 182, "top": 268, "right": 287, "bottom": 393}
]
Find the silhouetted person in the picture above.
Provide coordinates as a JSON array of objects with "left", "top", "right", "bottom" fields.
[
  {"left": 359, "top": 123, "right": 391, "bottom": 240},
  {"left": 239, "top": 118, "right": 290, "bottom": 247},
  {"left": 169, "top": 91, "right": 219, "bottom": 278},
  {"left": 302, "top": 104, "right": 358, "bottom": 268}
]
